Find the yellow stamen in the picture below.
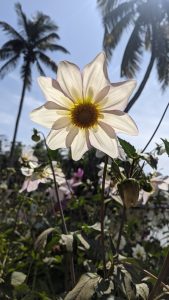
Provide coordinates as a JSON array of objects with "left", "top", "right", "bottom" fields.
[{"left": 71, "top": 102, "right": 99, "bottom": 129}]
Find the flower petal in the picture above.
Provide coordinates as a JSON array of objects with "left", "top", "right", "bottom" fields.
[
  {"left": 71, "top": 130, "right": 90, "bottom": 161},
  {"left": 52, "top": 117, "right": 71, "bottom": 130},
  {"left": 102, "top": 111, "right": 138, "bottom": 135},
  {"left": 57, "top": 61, "right": 83, "bottom": 100},
  {"left": 89, "top": 125, "right": 119, "bottom": 158},
  {"left": 38, "top": 77, "right": 73, "bottom": 108},
  {"left": 30, "top": 104, "right": 63, "bottom": 128},
  {"left": 98, "top": 80, "right": 136, "bottom": 111},
  {"left": 46, "top": 128, "right": 69, "bottom": 149},
  {"left": 65, "top": 126, "right": 79, "bottom": 147},
  {"left": 82, "top": 52, "right": 109, "bottom": 99}
]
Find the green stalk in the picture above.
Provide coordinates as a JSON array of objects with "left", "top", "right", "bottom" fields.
[{"left": 100, "top": 155, "right": 108, "bottom": 279}]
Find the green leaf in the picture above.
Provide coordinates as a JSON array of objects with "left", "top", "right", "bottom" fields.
[
  {"left": 161, "top": 138, "right": 169, "bottom": 156},
  {"left": 144, "top": 154, "right": 158, "bottom": 169},
  {"left": 64, "top": 273, "right": 100, "bottom": 300},
  {"left": 11, "top": 271, "right": 26, "bottom": 286},
  {"left": 118, "top": 138, "right": 137, "bottom": 158}
]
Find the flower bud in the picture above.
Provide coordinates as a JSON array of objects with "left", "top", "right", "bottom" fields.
[
  {"left": 118, "top": 178, "right": 139, "bottom": 208},
  {"left": 31, "top": 133, "right": 40, "bottom": 142}
]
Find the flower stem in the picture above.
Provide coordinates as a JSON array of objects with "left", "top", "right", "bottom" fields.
[
  {"left": 42, "top": 134, "right": 75, "bottom": 286},
  {"left": 100, "top": 155, "right": 108, "bottom": 279},
  {"left": 46, "top": 145, "right": 68, "bottom": 235},
  {"left": 142, "top": 102, "right": 169, "bottom": 153},
  {"left": 116, "top": 206, "right": 126, "bottom": 255},
  {"left": 124, "top": 262, "right": 169, "bottom": 293},
  {"left": 148, "top": 249, "right": 169, "bottom": 299}
]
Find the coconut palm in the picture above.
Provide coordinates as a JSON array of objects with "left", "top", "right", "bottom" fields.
[
  {"left": 0, "top": 3, "right": 69, "bottom": 164},
  {"left": 98, "top": 0, "right": 169, "bottom": 112}
]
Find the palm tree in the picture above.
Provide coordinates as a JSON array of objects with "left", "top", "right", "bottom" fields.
[
  {"left": 0, "top": 3, "right": 69, "bottom": 165},
  {"left": 98, "top": 0, "right": 169, "bottom": 112}
]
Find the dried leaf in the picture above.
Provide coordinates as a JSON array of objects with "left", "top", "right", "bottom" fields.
[
  {"left": 34, "top": 227, "right": 55, "bottom": 251},
  {"left": 136, "top": 283, "right": 149, "bottom": 299},
  {"left": 59, "top": 234, "right": 73, "bottom": 252},
  {"left": 64, "top": 273, "right": 100, "bottom": 300}
]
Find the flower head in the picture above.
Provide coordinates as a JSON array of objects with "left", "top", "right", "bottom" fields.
[
  {"left": 132, "top": 244, "right": 146, "bottom": 261},
  {"left": 20, "top": 162, "right": 65, "bottom": 192},
  {"left": 30, "top": 53, "right": 138, "bottom": 160},
  {"left": 139, "top": 174, "right": 169, "bottom": 204},
  {"left": 19, "top": 147, "right": 38, "bottom": 168}
]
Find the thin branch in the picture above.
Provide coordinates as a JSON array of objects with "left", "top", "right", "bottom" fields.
[
  {"left": 148, "top": 249, "right": 169, "bottom": 299},
  {"left": 142, "top": 102, "right": 169, "bottom": 153},
  {"left": 116, "top": 206, "right": 126, "bottom": 254},
  {"left": 42, "top": 133, "right": 76, "bottom": 287},
  {"left": 100, "top": 154, "right": 108, "bottom": 279},
  {"left": 124, "top": 262, "right": 169, "bottom": 293}
]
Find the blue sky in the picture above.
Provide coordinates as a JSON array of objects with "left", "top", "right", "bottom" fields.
[{"left": 0, "top": 0, "right": 169, "bottom": 173}]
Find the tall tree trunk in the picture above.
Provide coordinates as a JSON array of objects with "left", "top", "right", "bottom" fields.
[
  {"left": 9, "top": 65, "right": 29, "bottom": 166},
  {"left": 125, "top": 52, "right": 155, "bottom": 113}
]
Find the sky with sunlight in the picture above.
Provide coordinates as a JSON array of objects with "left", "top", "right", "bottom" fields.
[{"left": 0, "top": 0, "right": 169, "bottom": 173}]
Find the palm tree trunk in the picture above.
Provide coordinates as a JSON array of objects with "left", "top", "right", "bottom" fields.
[
  {"left": 125, "top": 52, "right": 155, "bottom": 113},
  {"left": 9, "top": 65, "right": 29, "bottom": 166}
]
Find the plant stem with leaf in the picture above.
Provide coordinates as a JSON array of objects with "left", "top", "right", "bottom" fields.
[
  {"left": 100, "top": 155, "right": 108, "bottom": 279},
  {"left": 42, "top": 134, "right": 75, "bottom": 287},
  {"left": 148, "top": 249, "right": 169, "bottom": 299},
  {"left": 116, "top": 206, "right": 126, "bottom": 255}
]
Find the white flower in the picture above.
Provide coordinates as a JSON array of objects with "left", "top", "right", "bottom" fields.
[
  {"left": 20, "top": 162, "right": 65, "bottom": 192},
  {"left": 21, "top": 167, "right": 34, "bottom": 177},
  {"left": 30, "top": 53, "right": 138, "bottom": 160},
  {"left": 19, "top": 147, "right": 38, "bottom": 166},
  {"left": 114, "top": 234, "right": 126, "bottom": 250},
  {"left": 139, "top": 174, "right": 169, "bottom": 204},
  {"left": 132, "top": 244, "right": 146, "bottom": 261}
]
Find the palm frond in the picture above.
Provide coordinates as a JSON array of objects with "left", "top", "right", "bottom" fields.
[
  {"left": 35, "top": 33, "right": 60, "bottom": 47},
  {"left": 121, "top": 22, "right": 143, "bottom": 78},
  {"left": 15, "top": 3, "right": 29, "bottom": 38},
  {"left": 38, "top": 43, "right": 69, "bottom": 54},
  {"left": 36, "top": 59, "right": 46, "bottom": 76},
  {"left": 0, "top": 54, "right": 20, "bottom": 79},
  {"left": 102, "top": 0, "right": 135, "bottom": 30},
  {"left": 0, "top": 48, "right": 15, "bottom": 61},
  {"left": 1, "top": 39, "right": 26, "bottom": 54},
  {"left": 34, "top": 13, "right": 58, "bottom": 32},
  {"left": 97, "top": 0, "right": 118, "bottom": 17},
  {"left": 103, "top": 10, "right": 134, "bottom": 60},
  {"left": 0, "top": 21, "right": 24, "bottom": 41},
  {"left": 29, "top": 13, "right": 58, "bottom": 42},
  {"left": 144, "top": 25, "right": 152, "bottom": 50},
  {"left": 37, "top": 51, "right": 57, "bottom": 73},
  {"left": 156, "top": 26, "right": 169, "bottom": 90}
]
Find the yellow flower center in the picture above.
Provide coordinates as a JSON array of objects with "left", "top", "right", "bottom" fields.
[{"left": 71, "top": 102, "right": 99, "bottom": 129}]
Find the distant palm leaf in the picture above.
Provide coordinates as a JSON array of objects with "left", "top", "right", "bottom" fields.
[
  {"left": 0, "top": 2, "right": 69, "bottom": 164},
  {"left": 98, "top": 0, "right": 169, "bottom": 110}
]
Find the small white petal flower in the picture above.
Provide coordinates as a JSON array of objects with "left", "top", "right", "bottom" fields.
[
  {"left": 132, "top": 244, "right": 146, "bottom": 261},
  {"left": 21, "top": 167, "right": 34, "bottom": 177},
  {"left": 20, "top": 162, "right": 65, "bottom": 193},
  {"left": 30, "top": 53, "right": 138, "bottom": 160},
  {"left": 19, "top": 147, "right": 38, "bottom": 164},
  {"left": 139, "top": 174, "right": 169, "bottom": 204}
]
